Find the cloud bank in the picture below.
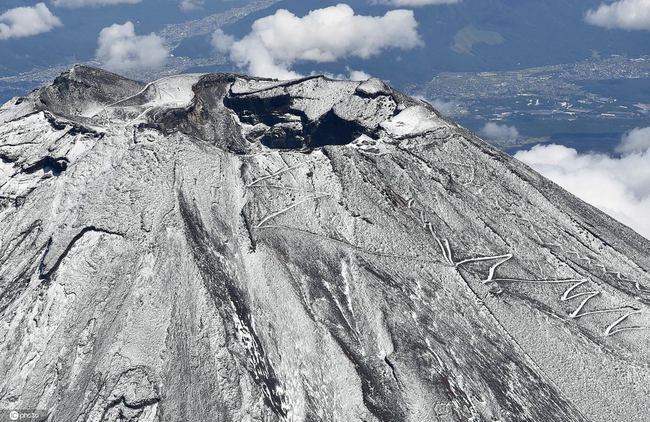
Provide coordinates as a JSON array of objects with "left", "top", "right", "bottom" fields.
[
  {"left": 515, "top": 127, "right": 650, "bottom": 239},
  {"left": 212, "top": 4, "right": 422, "bottom": 79},
  {"left": 616, "top": 126, "right": 650, "bottom": 154},
  {"left": 480, "top": 122, "right": 520, "bottom": 143},
  {"left": 52, "top": 0, "right": 142, "bottom": 7},
  {"left": 585, "top": 0, "right": 650, "bottom": 30},
  {"left": 0, "top": 3, "right": 61, "bottom": 40},
  {"left": 96, "top": 22, "right": 168, "bottom": 72}
]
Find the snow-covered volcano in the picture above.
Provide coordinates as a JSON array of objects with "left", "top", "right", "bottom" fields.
[{"left": 0, "top": 66, "right": 649, "bottom": 422}]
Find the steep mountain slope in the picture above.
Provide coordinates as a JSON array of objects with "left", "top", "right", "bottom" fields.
[{"left": 0, "top": 66, "right": 649, "bottom": 422}]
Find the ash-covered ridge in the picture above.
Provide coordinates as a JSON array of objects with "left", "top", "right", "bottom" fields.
[{"left": 1, "top": 65, "right": 649, "bottom": 422}]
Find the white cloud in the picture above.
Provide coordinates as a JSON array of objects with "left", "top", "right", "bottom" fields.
[
  {"left": 213, "top": 4, "right": 423, "bottom": 79},
  {"left": 480, "top": 122, "right": 520, "bottom": 143},
  {"left": 585, "top": 0, "right": 650, "bottom": 30},
  {"left": 52, "top": 0, "right": 141, "bottom": 7},
  {"left": 211, "top": 29, "right": 235, "bottom": 53},
  {"left": 179, "top": 0, "right": 203, "bottom": 11},
  {"left": 348, "top": 69, "right": 371, "bottom": 81},
  {"left": 318, "top": 67, "right": 372, "bottom": 81},
  {"left": 514, "top": 127, "right": 650, "bottom": 239},
  {"left": 616, "top": 126, "right": 650, "bottom": 154},
  {"left": 0, "top": 3, "right": 61, "bottom": 40},
  {"left": 429, "top": 98, "right": 462, "bottom": 116},
  {"left": 96, "top": 22, "right": 169, "bottom": 72},
  {"left": 373, "top": 0, "right": 461, "bottom": 6}
]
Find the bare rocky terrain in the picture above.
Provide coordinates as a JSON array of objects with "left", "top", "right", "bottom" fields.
[{"left": 0, "top": 65, "right": 649, "bottom": 422}]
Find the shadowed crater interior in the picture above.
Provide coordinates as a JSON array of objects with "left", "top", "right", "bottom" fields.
[{"left": 224, "top": 92, "right": 371, "bottom": 149}]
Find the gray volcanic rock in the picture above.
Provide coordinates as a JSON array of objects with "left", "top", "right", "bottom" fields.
[{"left": 1, "top": 65, "right": 649, "bottom": 422}]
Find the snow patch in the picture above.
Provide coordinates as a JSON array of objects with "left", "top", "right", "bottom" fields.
[
  {"left": 140, "top": 74, "right": 203, "bottom": 109},
  {"left": 350, "top": 134, "right": 390, "bottom": 155},
  {"left": 356, "top": 78, "right": 391, "bottom": 97},
  {"left": 380, "top": 105, "right": 444, "bottom": 138}
]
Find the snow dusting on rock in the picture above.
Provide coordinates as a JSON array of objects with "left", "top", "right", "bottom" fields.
[{"left": 0, "top": 66, "right": 649, "bottom": 422}]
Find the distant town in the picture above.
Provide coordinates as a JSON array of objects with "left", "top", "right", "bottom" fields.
[{"left": 411, "top": 55, "right": 650, "bottom": 151}]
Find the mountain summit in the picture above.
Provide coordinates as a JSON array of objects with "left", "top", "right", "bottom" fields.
[{"left": 0, "top": 66, "right": 648, "bottom": 422}]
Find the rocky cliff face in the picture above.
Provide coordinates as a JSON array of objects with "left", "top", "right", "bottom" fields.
[{"left": 0, "top": 65, "right": 649, "bottom": 422}]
